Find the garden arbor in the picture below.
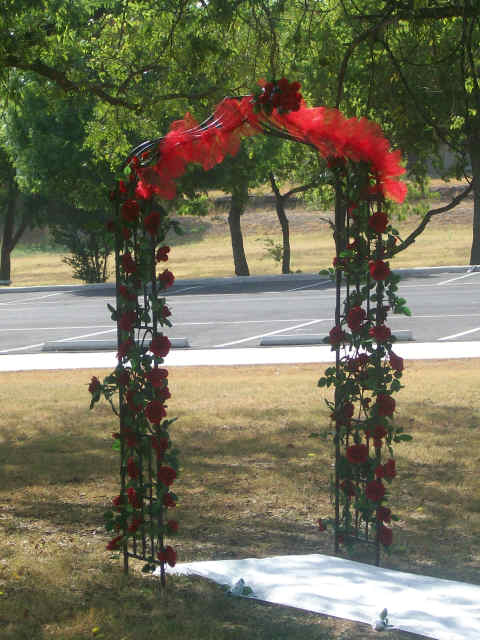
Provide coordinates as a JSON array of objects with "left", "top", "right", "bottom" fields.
[{"left": 89, "top": 79, "right": 410, "bottom": 580}]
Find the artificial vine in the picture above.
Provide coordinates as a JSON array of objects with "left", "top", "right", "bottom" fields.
[
  {"left": 89, "top": 169, "right": 180, "bottom": 584},
  {"left": 318, "top": 160, "right": 412, "bottom": 563}
]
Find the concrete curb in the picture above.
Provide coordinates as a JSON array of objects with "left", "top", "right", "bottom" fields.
[
  {"left": 260, "top": 330, "right": 413, "bottom": 346},
  {"left": 0, "top": 265, "right": 477, "bottom": 294},
  {"left": 42, "top": 338, "right": 190, "bottom": 352}
]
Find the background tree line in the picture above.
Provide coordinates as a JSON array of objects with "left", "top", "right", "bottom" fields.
[{"left": 0, "top": 0, "right": 478, "bottom": 283}]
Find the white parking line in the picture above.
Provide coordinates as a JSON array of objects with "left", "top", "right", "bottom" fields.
[
  {"left": 213, "top": 319, "right": 327, "bottom": 348},
  {"left": 287, "top": 282, "right": 326, "bottom": 292},
  {"left": 438, "top": 327, "right": 480, "bottom": 341},
  {"left": 174, "top": 318, "right": 319, "bottom": 326},
  {"left": 56, "top": 328, "right": 117, "bottom": 342},
  {"left": 168, "top": 285, "right": 203, "bottom": 294},
  {"left": 437, "top": 272, "right": 480, "bottom": 286},
  {"left": 0, "top": 291, "right": 72, "bottom": 305},
  {"left": 0, "top": 342, "right": 45, "bottom": 353}
]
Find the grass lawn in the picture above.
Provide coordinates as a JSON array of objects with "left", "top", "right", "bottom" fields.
[
  {"left": 7, "top": 185, "right": 474, "bottom": 287},
  {"left": 1, "top": 360, "right": 479, "bottom": 639}
]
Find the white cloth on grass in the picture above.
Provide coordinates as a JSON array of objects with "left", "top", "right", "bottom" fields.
[{"left": 164, "top": 553, "right": 480, "bottom": 640}]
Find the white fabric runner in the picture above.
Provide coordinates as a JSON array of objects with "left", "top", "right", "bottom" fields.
[{"left": 165, "top": 554, "right": 480, "bottom": 640}]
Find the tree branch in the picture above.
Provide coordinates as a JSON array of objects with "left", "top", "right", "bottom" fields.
[
  {"left": 353, "top": 6, "right": 478, "bottom": 21},
  {"left": 388, "top": 182, "right": 473, "bottom": 257},
  {"left": 4, "top": 55, "right": 138, "bottom": 110},
  {"left": 4, "top": 54, "right": 222, "bottom": 109},
  {"left": 283, "top": 179, "right": 322, "bottom": 200},
  {"left": 335, "top": 8, "right": 396, "bottom": 109},
  {"left": 381, "top": 39, "right": 462, "bottom": 153}
]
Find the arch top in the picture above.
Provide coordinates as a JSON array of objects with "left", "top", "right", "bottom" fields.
[{"left": 129, "top": 79, "right": 407, "bottom": 204}]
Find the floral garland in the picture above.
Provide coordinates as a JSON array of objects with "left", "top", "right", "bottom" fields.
[
  {"left": 317, "top": 159, "right": 412, "bottom": 559},
  {"left": 88, "top": 171, "right": 180, "bottom": 581}
]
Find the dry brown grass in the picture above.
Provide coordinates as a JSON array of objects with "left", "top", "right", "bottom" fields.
[
  {"left": 8, "top": 189, "right": 475, "bottom": 286},
  {"left": 1, "top": 360, "right": 479, "bottom": 639}
]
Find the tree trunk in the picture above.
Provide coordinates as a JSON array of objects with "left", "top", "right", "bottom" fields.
[
  {"left": 269, "top": 172, "right": 291, "bottom": 274},
  {"left": 227, "top": 182, "right": 250, "bottom": 276},
  {"left": 469, "top": 140, "right": 480, "bottom": 265},
  {"left": 0, "top": 179, "right": 20, "bottom": 283}
]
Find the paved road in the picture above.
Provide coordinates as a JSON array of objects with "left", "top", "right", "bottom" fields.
[{"left": 1, "top": 269, "right": 480, "bottom": 354}]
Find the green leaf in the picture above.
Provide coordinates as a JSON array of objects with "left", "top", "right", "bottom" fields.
[{"left": 141, "top": 563, "right": 156, "bottom": 573}]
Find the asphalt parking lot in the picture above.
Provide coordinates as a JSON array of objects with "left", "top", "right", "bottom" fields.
[{"left": 1, "top": 269, "right": 480, "bottom": 354}]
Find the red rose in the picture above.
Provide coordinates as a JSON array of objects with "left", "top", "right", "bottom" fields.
[
  {"left": 155, "top": 386, "right": 171, "bottom": 402},
  {"left": 106, "top": 535, "right": 123, "bottom": 550},
  {"left": 342, "top": 402, "right": 355, "bottom": 419},
  {"left": 346, "top": 306, "right": 366, "bottom": 332},
  {"left": 123, "top": 428, "right": 138, "bottom": 449},
  {"left": 157, "top": 466, "right": 177, "bottom": 487},
  {"left": 376, "top": 506, "right": 392, "bottom": 523},
  {"left": 161, "top": 304, "right": 171, "bottom": 318},
  {"left": 346, "top": 443, "right": 369, "bottom": 464},
  {"left": 329, "top": 326, "right": 345, "bottom": 346},
  {"left": 121, "top": 252, "right": 137, "bottom": 274},
  {"left": 379, "top": 524, "right": 393, "bottom": 546},
  {"left": 128, "top": 513, "right": 143, "bottom": 533},
  {"left": 88, "top": 376, "right": 101, "bottom": 394},
  {"left": 152, "top": 436, "right": 169, "bottom": 456},
  {"left": 106, "top": 219, "right": 116, "bottom": 233},
  {"left": 149, "top": 335, "right": 171, "bottom": 358},
  {"left": 145, "top": 368, "right": 169, "bottom": 388},
  {"left": 117, "top": 337, "right": 134, "bottom": 360},
  {"left": 367, "top": 425, "right": 387, "bottom": 440},
  {"left": 127, "top": 487, "right": 141, "bottom": 508},
  {"left": 369, "top": 324, "right": 391, "bottom": 342},
  {"left": 369, "top": 260, "right": 390, "bottom": 281},
  {"left": 389, "top": 351, "right": 404, "bottom": 372},
  {"left": 156, "top": 246, "right": 170, "bottom": 262},
  {"left": 317, "top": 518, "right": 326, "bottom": 531},
  {"left": 357, "top": 353, "right": 369, "bottom": 367},
  {"left": 340, "top": 479, "right": 356, "bottom": 497},
  {"left": 121, "top": 199, "right": 140, "bottom": 223},
  {"left": 116, "top": 368, "right": 130, "bottom": 387},
  {"left": 167, "top": 520, "right": 179, "bottom": 533},
  {"left": 158, "top": 269, "right": 175, "bottom": 289},
  {"left": 376, "top": 394, "right": 395, "bottom": 417},
  {"left": 375, "top": 464, "right": 385, "bottom": 479},
  {"left": 368, "top": 211, "right": 389, "bottom": 234},
  {"left": 118, "top": 284, "right": 137, "bottom": 302},
  {"left": 143, "top": 210, "right": 162, "bottom": 237},
  {"left": 127, "top": 457, "right": 139, "bottom": 479},
  {"left": 366, "top": 479, "right": 386, "bottom": 503},
  {"left": 145, "top": 399, "right": 167, "bottom": 424},
  {"left": 112, "top": 495, "right": 124, "bottom": 509},
  {"left": 126, "top": 389, "right": 142, "bottom": 415},
  {"left": 118, "top": 310, "right": 137, "bottom": 332},
  {"left": 158, "top": 545, "right": 176, "bottom": 567},
  {"left": 163, "top": 493, "right": 176, "bottom": 508},
  {"left": 383, "top": 458, "right": 396, "bottom": 479}
]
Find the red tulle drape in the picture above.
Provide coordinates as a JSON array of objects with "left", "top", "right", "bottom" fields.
[{"left": 134, "top": 95, "right": 406, "bottom": 204}]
